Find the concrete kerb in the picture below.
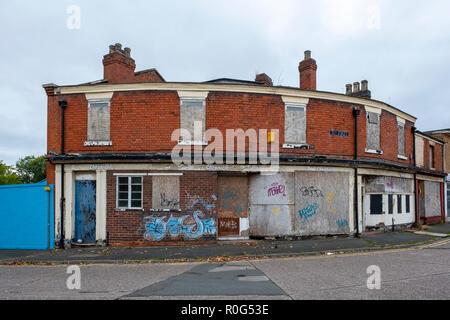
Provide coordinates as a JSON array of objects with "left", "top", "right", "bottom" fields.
[{"left": 0, "top": 235, "right": 445, "bottom": 266}]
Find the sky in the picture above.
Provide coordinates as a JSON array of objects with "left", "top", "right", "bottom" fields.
[{"left": 0, "top": 0, "right": 449, "bottom": 165}]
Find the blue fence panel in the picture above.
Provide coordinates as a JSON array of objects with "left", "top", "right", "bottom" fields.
[{"left": 0, "top": 180, "right": 54, "bottom": 249}]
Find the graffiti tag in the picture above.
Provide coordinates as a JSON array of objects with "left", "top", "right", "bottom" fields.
[
  {"left": 336, "top": 219, "right": 349, "bottom": 228},
  {"left": 160, "top": 193, "right": 180, "bottom": 208},
  {"left": 143, "top": 211, "right": 216, "bottom": 241},
  {"left": 299, "top": 186, "right": 324, "bottom": 198},
  {"left": 298, "top": 202, "right": 319, "bottom": 221},
  {"left": 326, "top": 192, "right": 337, "bottom": 213},
  {"left": 266, "top": 182, "right": 286, "bottom": 197}
]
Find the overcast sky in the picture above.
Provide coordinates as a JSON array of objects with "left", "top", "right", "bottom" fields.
[{"left": 0, "top": 0, "right": 449, "bottom": 165}]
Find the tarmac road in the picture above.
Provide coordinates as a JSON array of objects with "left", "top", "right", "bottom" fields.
[{"left": 1, "top": 239, "right": 449, "bottom": 300}]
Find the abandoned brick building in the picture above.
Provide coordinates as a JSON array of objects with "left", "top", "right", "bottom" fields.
[{"left": 43, "top": 43, "right": 447, "bottom": 247}]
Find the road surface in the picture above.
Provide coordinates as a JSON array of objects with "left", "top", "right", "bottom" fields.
[{"left": 1, "top": 239, "right": 449, "bottom": 300}]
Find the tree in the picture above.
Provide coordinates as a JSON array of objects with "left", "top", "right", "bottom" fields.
[
  {"left": 0, "top": 161, "right": 21, "bottom": 185},
  {"left": 15, "top": 155, "right": 47, "bottom": 184}
]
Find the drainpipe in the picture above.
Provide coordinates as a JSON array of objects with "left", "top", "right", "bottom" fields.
[
  {"left": 353, "top": 107, "right": 361, "bottom": 237},
  {"left": 412, "top": 126, "right": 419, "bottom": 227},
  {"left": 59, "top": 99, "right": 67, "bottom": 249}
]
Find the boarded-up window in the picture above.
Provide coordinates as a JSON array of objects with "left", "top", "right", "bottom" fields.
[
  {"left": 152, "top": 176, "right": 180, "bottom": 210},
  {"left": 370, "top": 194, "right": 383, "bottom": 215},
  {"left": 366, "top": 112, "right": 380, "bottom": 150},
  {"left": 429, "top": 145, "right": 435, "bottom": 168},
  {"left": 180, "top": 100, "right": 205, "bottom": 144},
  {"left": 87, "top": 100, "right": 110, "bottom": 141},
  {"left": 398, "top": 123, "right": 405, "bottom": 156},
  {"left": 284, "top": 104, "right": 306, "bottom": 144}
]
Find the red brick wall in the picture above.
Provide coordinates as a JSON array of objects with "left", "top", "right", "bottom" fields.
[
  {"left": 421, "top": 138, "right": 444, "bottom": 171},
  {"left": 46, "top": 90, "right": 417, "bottom": 167},
  {"left": 106, "top": 170, "right": 217, "bottom": 245}
]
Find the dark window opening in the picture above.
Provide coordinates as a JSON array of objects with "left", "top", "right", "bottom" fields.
[
  {"left": 397, "top": 195, "right": 402, "bottom": 214},
  {"left": 388, "top": 195, "right": 393, "bottom": 214},
  {"left": 370, "top": 194, "right": 383, "bottom": 215},
  {"left": 405, "top": 195, "right": 410, "bottom": 213}
]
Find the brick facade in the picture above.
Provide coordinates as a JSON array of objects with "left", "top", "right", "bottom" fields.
[{"left": 106, "top": 171, "right": 217, "bottom": 245}]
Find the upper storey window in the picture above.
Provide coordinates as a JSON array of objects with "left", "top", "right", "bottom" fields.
[
  {"left": 178, "top": 91, "right": 208, "bottom": 145},
  {"left": 282, "top": 97, "right": 309, "bottom": 148},
  {"left": 397, "top": 118, "right": 406, "bottom": 159},
  {"left": 365, "top": 107, "right": 382, "bottom": 154},
  {"left": 429, "top": 145, "right": 435, "bottom": 169},
  {"left": 84, "top": 93, "right": 113, "bottom": 146}
]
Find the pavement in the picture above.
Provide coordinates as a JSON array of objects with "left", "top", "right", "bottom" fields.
[{"left": 0, "top": 226, "right": 447, "bottom": 265}]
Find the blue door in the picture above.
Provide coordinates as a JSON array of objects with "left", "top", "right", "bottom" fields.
[{"left": 75, "top": 180, "right": 96, "bottom": 244}]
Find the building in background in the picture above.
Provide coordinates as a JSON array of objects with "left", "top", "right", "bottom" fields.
[
  {"left": 43, "top": 44, "right": 447, "bottom": 248},
  {"left": 423, "top": 129, "right": 449, "bottom": 222}
]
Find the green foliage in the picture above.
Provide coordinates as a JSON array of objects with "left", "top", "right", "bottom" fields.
[
  {"left": 0, "top": 161, "right": 22, "bottom": 185},
  {"left": 15, "top": 155, "right": 47, "bottom": 184}
]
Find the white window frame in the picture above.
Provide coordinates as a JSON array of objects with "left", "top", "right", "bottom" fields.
[
  {"left": 116, "top": 176, "right": 144, "bottom": 210},
  {"left": 85, "top": 98, "right": 113, "bottom": 146},
  {"left": 283, "top": 102, "right": 307, "bottom": 148}
]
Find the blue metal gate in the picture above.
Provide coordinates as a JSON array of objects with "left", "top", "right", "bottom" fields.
[
  {"left": 74, "top": 180, "right": 96, "bottom": 244},
  {"left": 0, "top": 180, "right": 54, "bottom": 249}
]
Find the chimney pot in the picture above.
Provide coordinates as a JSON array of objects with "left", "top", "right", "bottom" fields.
[
  {"left": 361, "top": 80, "right": 368, "bottom": 91},
  {"left": 124, "top": 47, "right": 131, "bottom": 57},
  {"left": 346, "top": 84, "right": 353, "bottom": 95},
  {"left": 304, "top": 50, "right": 311, "bottom": 60},
  {"left": 353, "top": 82, "right": 360, "bottom": 92}
]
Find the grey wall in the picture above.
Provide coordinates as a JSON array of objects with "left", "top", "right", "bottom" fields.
[{"left": 364, "top": 176, "right": 413, "bottom": 194}]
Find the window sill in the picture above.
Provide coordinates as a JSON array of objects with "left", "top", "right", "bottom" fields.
[
  {"left": 150, "top": 208, "right": 181, "bottom": 212},
  {"left": 178, "top": 141, "right": 208, "bottom": 146},
  {"left": 365, "top": 148, "right": 383, "bottom": 155},
  {"left": 115, "top": 208, "right": 144, "bottom": 212},
  {"left": 397, "top": 155, "right": 408, "bottom": 160},
  {"left": 84, "top": 140, "right": 112, "bottom": 146},
  {"left": 282, "top": 143, "right": 309, "bottom": 149}
]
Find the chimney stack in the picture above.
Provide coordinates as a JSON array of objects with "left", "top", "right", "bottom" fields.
[
  {"left": 255, "top": 73, "right": 273, "bottom": 86},
  {"left": 345, "top": 80, "right": 371, "bottom": 99},
  {"left": 103, "top": 43, "right": 136, "bottom": 83},
  {"left": 299, "top": 50, "right": 317, "bottom": 90}
]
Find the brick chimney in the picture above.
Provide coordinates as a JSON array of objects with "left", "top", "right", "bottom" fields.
[
  {"left": 255, "top": 73, "right": 273, "bottom": 86},
  {"left": 103, "top": 43, "right": 136, "bottom": 83},
  {"left": 298, "top": 50, "right": 317, "bottom": 90},
  {"left": 345, "top": 80, "right": 371, "bottom": 99}
]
